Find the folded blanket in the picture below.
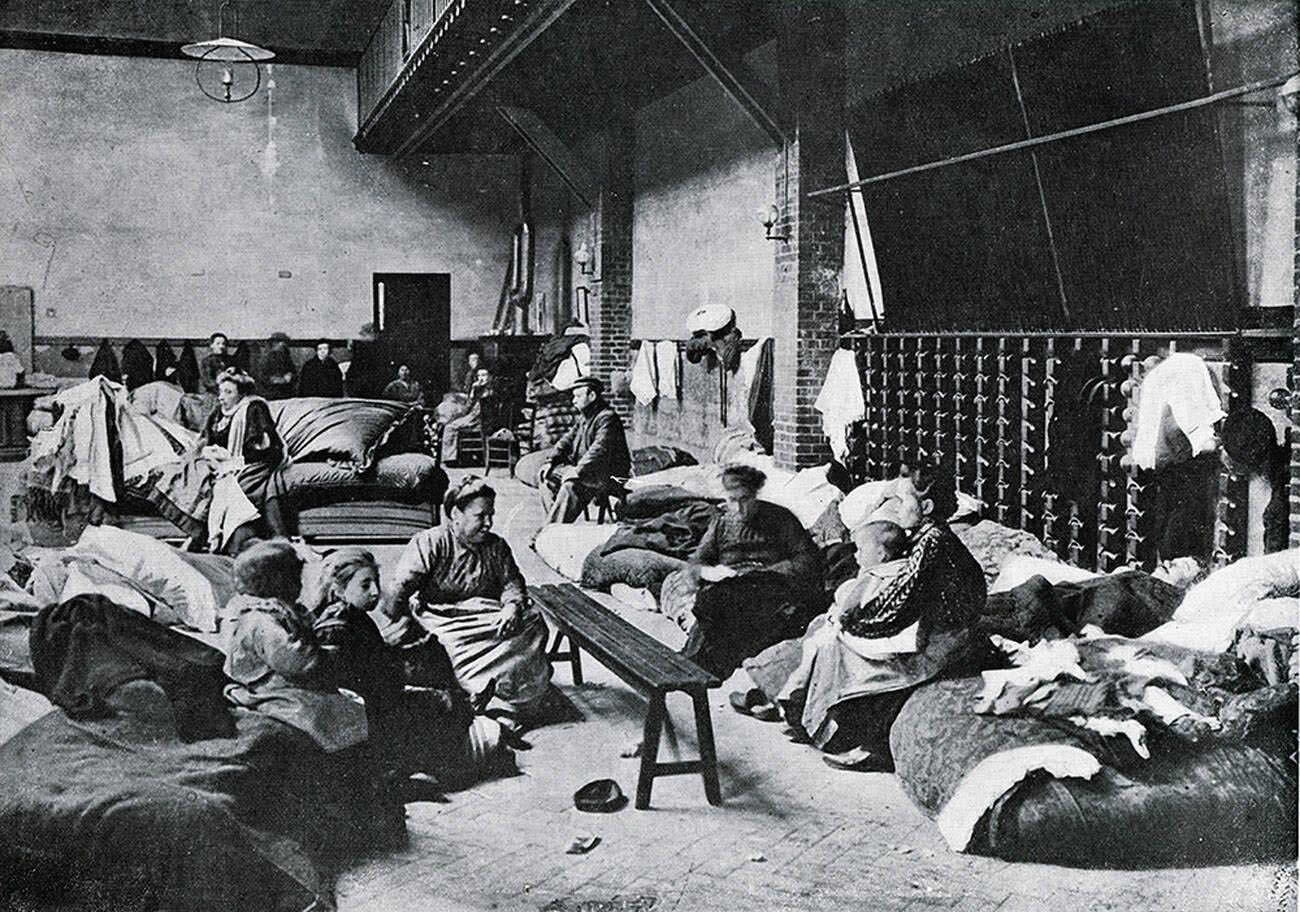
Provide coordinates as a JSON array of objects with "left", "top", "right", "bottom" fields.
[{"left": 30, "top": 594, "right": 234, "bottom": 741}]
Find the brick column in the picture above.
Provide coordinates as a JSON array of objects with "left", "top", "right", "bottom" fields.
[
  {"left": 772, "top": 0, "right": 846, "bottom": 471},
  {"left": 1291, "top": 31, "right": 1300, "bottom": 547},
  {"left": 589, "top": 116, "right": 635, "bottom": 423}
]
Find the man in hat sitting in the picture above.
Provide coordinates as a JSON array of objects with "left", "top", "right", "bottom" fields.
[{"left": 539, "top": 376, "right": 632, "bottom": 524}]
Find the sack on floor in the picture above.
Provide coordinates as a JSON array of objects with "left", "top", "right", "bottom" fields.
[
  {"left": 978, "top": 743, "right": 1297, "bottom": 866},
  {"left": 891, "top": 676, "right": 1298, "bottom": 866},
  {"left": 581, "top": 547, "right": 686, "bottom": 597}
]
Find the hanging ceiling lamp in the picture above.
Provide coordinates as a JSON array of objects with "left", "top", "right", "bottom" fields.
[{"left": 181, "top": 1, "right": 274, "bottom": 103}]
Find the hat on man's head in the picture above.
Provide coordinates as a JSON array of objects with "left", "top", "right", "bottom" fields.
[{"left": 567, "top": 375, "right": 603, "bottom": 394}]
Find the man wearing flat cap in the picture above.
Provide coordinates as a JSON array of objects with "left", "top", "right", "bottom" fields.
[{"left": 539, "top": 376, "right": 632, "bottom": 523}]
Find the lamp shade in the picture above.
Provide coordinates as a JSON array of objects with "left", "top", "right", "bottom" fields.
[{"left": 181, "top": 36, "right": 274, "bottom": 62}]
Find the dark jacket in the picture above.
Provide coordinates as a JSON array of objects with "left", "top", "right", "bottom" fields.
[
  {"left": 200, "top": 353, "right": 229, "bottom": 395},
  {"left": 553, "top": 397, "right": 631, "bottom": 490},
  {"left": 298, "top": 356, "right": 344, "bottom": 398}
]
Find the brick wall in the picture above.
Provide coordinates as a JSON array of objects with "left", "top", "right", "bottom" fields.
[
  {"left": 772, "top": 0, "right": 846, "bottom": 471},
  {"left": 589, "top": 115, "right": 636, "bottom": 426},
  {"left": 1292, "top": 17, "right": 1299, "bottom": 548}
]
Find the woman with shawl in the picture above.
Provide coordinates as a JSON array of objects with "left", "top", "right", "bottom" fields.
[
  {"left": 198, "top": 367, "right": 295, "bottom": 543},
  {"left": 759, "top": 459, "right": 986, "bottom": 769}
]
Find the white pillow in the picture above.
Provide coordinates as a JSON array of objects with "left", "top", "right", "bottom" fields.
[
  {"left": 71, "top": 525, "right": 222, "bottom": 632},
  {"left": 61, "top": 561, "right": 153, "bottom": 619},
  {"left": 533, "top": 523, "right": 618, "bottom": 582},
  {"left": 1143, "top": 550, "right": 1300, "bottom": 653},
  {"left": 764, "top": 463, "right": 841, "bottom": 529},
  {"left": 990, "top": 556, "right": 1101, "bottom": 594}
]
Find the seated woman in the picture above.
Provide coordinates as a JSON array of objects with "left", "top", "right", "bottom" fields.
[
  {"left": 764, "top": 459, "right": 987, "bottom": 770},
  {"left": 383, "top": 364, "right": 424, "bottom": 404},
  {"left": 669, "top": 464, "right": 825, "bottom": 680},
  {"left": 381, "top": 477, "right": 552, "bottom": 724},
  {"left": 311, "top": 548, "right": 510, "bottom": 788},
  {"left": 198, "top": 368, "right": 296, "bottom": 548},
  {"left": 440, "top": 366, "right": 496, "bottom": 464}
]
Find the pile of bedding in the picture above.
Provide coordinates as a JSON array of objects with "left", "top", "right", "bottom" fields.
[
  {"left": 0, "top": 540, "right": 384, "bottom": 911},
  {"left": 890, "top": 551, "right": 1299, "bottom": 865},
  {"left": 25, "top": 379, "right": 442, "bottom": 543}
]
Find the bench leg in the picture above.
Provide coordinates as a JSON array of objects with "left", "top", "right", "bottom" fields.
[
  {"left": 636, "top": 693, "right": 666, "bottom": 810},
  {"left": 691, "top": 689, "right": 722, "bottom": 806},
  {"left": 570, "top": 641, "right": 584, "bottom": 685},
  {"left": 546, "top": 630, "right": 584, "bottom": 685}
]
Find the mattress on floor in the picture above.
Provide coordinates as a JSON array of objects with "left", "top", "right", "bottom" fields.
[{"left": 532, "top": 523, "right": 618, "bottom": 581}]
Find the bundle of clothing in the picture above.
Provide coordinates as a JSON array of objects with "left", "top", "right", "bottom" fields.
[{"left": 25, "top": 378, "right": 259, "bottom": 546}]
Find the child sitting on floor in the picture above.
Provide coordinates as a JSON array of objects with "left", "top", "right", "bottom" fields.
[{"left": 310, "top": 547, "right": 511, "bottom": 790}]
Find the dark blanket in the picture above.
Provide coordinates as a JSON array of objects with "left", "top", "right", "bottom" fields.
[
  {"left": 0, "top": 680, "right": 373, "bottom": 912},
  {"left": 619, "top": 484, "right": 719, "bottom": 520},
  {"left": 630, "top": 446, "right": 697, "bottom": 478},
  {"left": 980, "top": 571, "right": 1183, "bottom": 643},
  {"left": 30, "top": 595, "right": 233, "bottom": 741},
  {"left": 891, "top": 675, "right": 1297, "bottom": 866},
  {"left": 601, "top": 500, "right": 718, "bottom": 560}
]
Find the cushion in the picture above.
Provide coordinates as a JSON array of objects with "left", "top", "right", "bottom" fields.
[
  {"left": 1146, "top": 551, "right": 1300, "bottom": 654},
  {"left": 268, "top": 398, "right": 416, "bottom": 471},
  {"left": 514, "top": 448, "right": 556, "bottom": 489},
  {"left": 631, "top": 446, "right": 697, "bottom": 477},
  {"left": 70, "top": 525, "right": 224, "bottom": 632}
]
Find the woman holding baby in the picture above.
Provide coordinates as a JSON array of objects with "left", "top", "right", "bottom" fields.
[{"left": 750, "top": 457, "right": 987, "bottom": 770}]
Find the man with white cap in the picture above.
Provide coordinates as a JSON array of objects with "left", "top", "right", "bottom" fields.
[{"left": 539, "top": 376, "right": 632, "bottom": 523}]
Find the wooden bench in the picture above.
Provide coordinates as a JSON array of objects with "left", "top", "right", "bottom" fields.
[{"left": 529, "top": 583, "right": 722, "bottom": 809}]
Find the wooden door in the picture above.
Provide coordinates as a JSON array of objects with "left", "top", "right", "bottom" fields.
[{"left": 373, "top": 273, "right": 450, "bottom": 399}]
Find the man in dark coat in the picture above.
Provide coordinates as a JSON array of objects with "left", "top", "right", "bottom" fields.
[
  {"left": 297, "top": 340, "right": 344, "bottom": 398},
  {"left": 538, "top": 376, "right": 631, "bottom": 523}
]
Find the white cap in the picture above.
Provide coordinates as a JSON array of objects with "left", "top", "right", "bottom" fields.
[{"left": 686, "top": 305, "right": 735, "bottom": 334}]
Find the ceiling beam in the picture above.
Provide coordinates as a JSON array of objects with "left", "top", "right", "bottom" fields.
[
  {"left": 496, "top": 106, "right": 599, "bottom": 206},
  {"left": 0, "top": 28, "right": 359, "bottom": 67},
  {"left": 394, "top": 0, "right": 580, "bottom": 160},
  {"left": 639, "top": 0, "right": 788, "bottom": 147}
]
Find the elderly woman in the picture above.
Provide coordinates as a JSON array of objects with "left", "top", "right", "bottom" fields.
[
  {"left": 668, "top": 464, "right": 824, "bottom": 680},
  {"left": 440, "top": 366, "right": 497, "bottom": 464},
  {"left": 758, "top": 459, "right": 987, "bottom": 770},
  {"left": 312, "top": 548, "right": 509, "bottom": 787},
  {"left": 197, "top": 368, "right": 295, "bottom": 547},
  {"left": 381, "top": 477, "right": 551, "bottom": 722}
]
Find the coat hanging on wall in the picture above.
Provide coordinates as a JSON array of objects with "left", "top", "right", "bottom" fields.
[
  {"left": 88, "top": 340, "right": 121, "bottom": 383},
  {"left": 120, "top": 339, "right": 154, "bottom": 391},
  {"left": 176, "top": 341, "right": 201, "bottom": 393},
  {"left": 154, "top": 341, "right": 178, "bottom": 382}
]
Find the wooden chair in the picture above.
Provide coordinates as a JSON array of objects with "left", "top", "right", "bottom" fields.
[{"left": 481, "top": 397, "right": 519, "bottom": 476}]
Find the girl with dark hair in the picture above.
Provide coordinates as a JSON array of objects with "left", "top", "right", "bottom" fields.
[
  {"left": 223, "top": 541, "right": 369, "bottom": 753},
  {"left": 380, "top": 477, "right": 552, "bottom": 722},
  {"left": 311, "top": 548, "right": 512, "bottom": 788}
]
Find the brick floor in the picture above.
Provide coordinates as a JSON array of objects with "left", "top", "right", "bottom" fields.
[{"left": 334, "top": 468, "right": 1296, "bottom": 912}]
